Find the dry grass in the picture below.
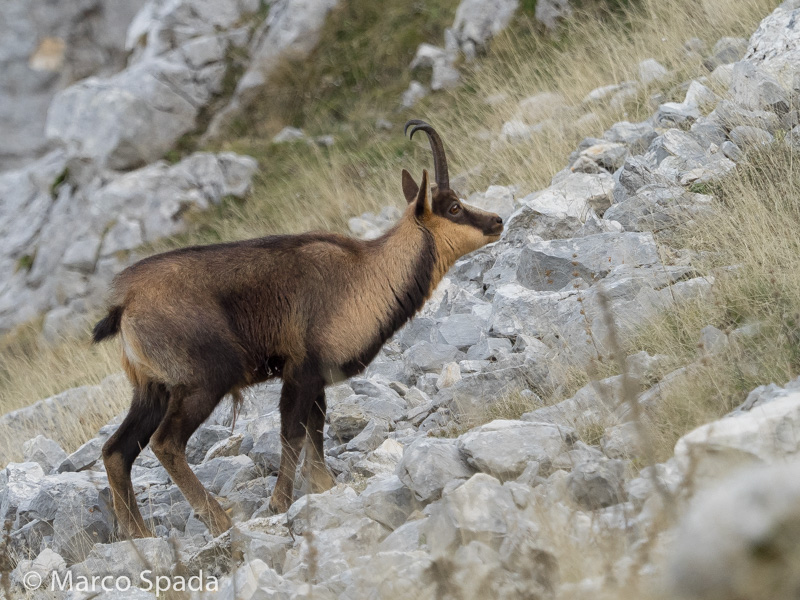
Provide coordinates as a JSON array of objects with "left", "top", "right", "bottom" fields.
[
  {"left": 626, "top": 143, "right": 800, "bottom": 461},
  {"left": 0, "top": 320, "right": 120, "bottom": 412},
  {"left": 0, "top": 0, "right": 782, "bottom": 462}
]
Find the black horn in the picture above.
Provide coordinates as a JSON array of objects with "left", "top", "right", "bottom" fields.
[{"left": 405, "top": 119, "right": 450, "bottom": 191}]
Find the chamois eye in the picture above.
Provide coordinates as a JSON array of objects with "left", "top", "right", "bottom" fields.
[{"left": 449, "top": 203, "right": 461, "bottom": 215}]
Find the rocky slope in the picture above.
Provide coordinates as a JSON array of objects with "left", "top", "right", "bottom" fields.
[
  {"left": 3, "top": 1, "right": 800, "bottom": 599},
  {"left": 0, "top": 0, "right": 345, "bottom": 338}
]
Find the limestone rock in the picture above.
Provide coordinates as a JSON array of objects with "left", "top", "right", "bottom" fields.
[
  {"left": 535, "top": 0, "right": 573, "bottom": 32},
  {"left": 667, "top": 460, "right": 800, "bottom": 600},
  {"left": 396, "top": 437, "right": 474, "bottom": 503},
  {"left": 516, "top": 232, "right": 660, "bottom": 291},
  {"left": 674, "top": 391, "right": 800, "bottom": 480},
  {"left": 22, "top": 436, "right": 67, "bottom": 473},
  {"left": 457, "top": 420, "right": 575, "bottom": 480}
]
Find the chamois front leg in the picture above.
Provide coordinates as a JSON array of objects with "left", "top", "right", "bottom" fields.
[
  {"left": 269, "top": 365, "right": 325, "bottom": 514},
  {"left": 302, "top": 391, "right": 336, "bottom": 493}
]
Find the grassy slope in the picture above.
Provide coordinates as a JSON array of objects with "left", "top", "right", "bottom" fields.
[{"left": 0, "top": 0, "right": 782, "bottom": 470}]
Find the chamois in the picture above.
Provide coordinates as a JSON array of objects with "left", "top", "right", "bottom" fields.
[{"left": 93, "top": 120, "right": 503, "bottom": 538}]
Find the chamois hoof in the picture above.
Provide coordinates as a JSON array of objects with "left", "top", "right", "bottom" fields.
[
  {"left": 118, "top": 522, "right": 156, "bottom": 540},
  {"left": 268, "top": 495, "right": 292, "bottom": 515},
  {"left": 310, "top": 470, "right": 336, "bottom": 494},
  {"left": 205, "top": 512, "right": 233, "bottom": 538}
]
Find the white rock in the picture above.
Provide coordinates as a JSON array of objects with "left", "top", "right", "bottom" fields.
[
  {"left": 517, "top": 91, "right": 566, "bottom": 123},
  {"left": 638, "top": 58, "right": 670, "bottom": 85},
  {"left": 535, "top": 0, "right": 573, "bottom": 31},
  {"left": 674, "top": 391, "right": 800, "bottom": 480},
  {"left": 467, "top": 185, "right": 516, "bottom": 219},
  {"left": 272, "top": 126, "right": 305, "bottom": 143},
  {"left": 451, "top": 0, "right": 518, "bottom": 59},
  {"left": 521, "top": 172, "right": 615, "bottom": 221},
  {"left": 0, "top": 462, "right": 45, "bottom": 521},
  {"left": 457, "top": 419, "right": 574, "bottom": 480},
  {"left": 22, "top": 436, "right": 68, "bottom": 473},
  {"left": 436, "top": 362, "right": 462, "bottom": 389},
  {"left": 396, "top": 437, "right": 474, "bottom": 502},
  {"left": 683, "top": 80, "right": 719, "bottom": 111},
  {"left": 401, "top": 80, "right": 428, "bottom": 108},
  {"left": 667, "top": 460, "right": 800, "bottom": 600}
]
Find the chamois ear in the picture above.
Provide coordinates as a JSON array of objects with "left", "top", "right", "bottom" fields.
[
  {"left": 415, "top": 169, "right": 430, "bottom": 217},
  {"left": 401, "top": 169, "right": 419, "bottom": 204}
]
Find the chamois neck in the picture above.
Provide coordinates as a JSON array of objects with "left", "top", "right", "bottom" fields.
[
  {"left": 365, "top": 213, "right": 438, "bottom": 325},
  {"left": 375, "top": 214, "right": 445, "bottom": 293}
]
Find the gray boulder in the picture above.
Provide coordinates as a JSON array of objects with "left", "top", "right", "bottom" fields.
[
  {"left": 347, "top": 420, "right": 388, "bottom": 453},
  {"left": 516, "top": 232, "right": 660, "bottom": 291},
  {"left": 436, "top": 313, "right": 484, "bottom": 349},
  {"left": 457, "top": 420, "right": 575, "bottom": 479},
  {"left": 521, "top": 172, "right": 615, "bottom": 221},
  {"left": 667, "top": 460, "right": 800, "bottom": 600},
  {"left": 535, "top": 0, "right": 573, "bottom": 32},
  {"left": 401, "top": 80, "right": 428, "bottom": 108},
  {"left": 404, "top": 341, "right": 463, "bottom": 373},
  {"left": 652, "top": 102, "right": 701, "bottom": 129},
  {"left": 186, "top": 424, "right": 232, "bottom": 464},
  {"left": 410, "top": 43, "right": 459, "bottom": 91},
  {"left": 396, "top": 437, "right": 474, "bottom": 503},
  {"left": 42, "top": 472, "right": 114, "bottom": 563},
  {"left": 0, "top": 152, "right": 256, "bottom": 337},
  {"left": 70, "top": 538, "right": 175, "bottom": 581},
  {"left": 523, "top": 375, "right": 626, "bottom": 430},
  {"left": 193, "top": 454, "right": 255, "bottom": 495},
  {"left": 0, "top": 0, "right": 147, "bottom": 171},
  {"left": 566, "top": 457, "right": 626, "bottom": 510},
  {"left": 10, "top": 547, "right": 67, "bottom": 593},
  {"left": 674, "top": 389, "right": 800, "bottom": 481},
  {"left": 450, "top": 0, "right": 518, "bottom": 59},
  {"left": 711, "top": 100, "right": 781, "bottom": 133},
  {"left": 422, "top": 473, "right": 523, "bottom": 553},
  {"left": 742, "top": 5, "right": 800, "bottom": 92},
  {"left": 287, "top": 485, "right": 364, "bottom": 536},
  {"left": 23, "top": 436, "right": 67, "bottom": 473},
  {"left": 604, "top": 185, "right": 713, "bottom": 233},
  {"left": 601, "top": 421, "right": 644, "bottom": 460},
  {"left": 329, "top": 396, "right": 372, "bottom": 440},
  {"left": 709, "top": 37, "right": 748, "bottom": 67},
  {"left": 638, "top": 58, "right": 670, "bottom": 85},
  {"left": 603, "top": 121, "right": 657, "bottom": 154},
  {"left": 729, "top": 125, "right": 774, "bottom": 148},
  {"left": 57, "top": 436, "right": 106, "bottom": 473},
  {"left": 46, "top": 44, "right": 244, "bottom": 169},
  {"left": 729, "top": 61, "right": 790, "bottom": 114},
  {"left": 361, "top": 474, "right": 420, "bottom": 530},
  {"left": 0, "top": 462, "right": 45, "bottom": 522}
]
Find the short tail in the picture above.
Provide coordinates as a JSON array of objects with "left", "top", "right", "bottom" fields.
[{"left": 92, "top": 306, "right": 123, "bottom": 343}]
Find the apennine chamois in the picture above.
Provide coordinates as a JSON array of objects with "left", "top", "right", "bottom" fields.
[{"left": 93, "top": 120, "right": 503, "bottom": 538}]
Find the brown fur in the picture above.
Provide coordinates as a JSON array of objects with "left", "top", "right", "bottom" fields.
[{"left": 96, "top": 123, "right": 503, "bottom": 538}]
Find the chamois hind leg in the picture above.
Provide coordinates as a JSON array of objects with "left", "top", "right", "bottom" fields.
[
  {"left": 102, "top": 382, "right": 169, "bottom": 539},
  {"left": 269, "top": 363, "right": 325, "bottom": 514},
  {"left": 301, "top": 391, "right": 335, "bottom": 493},
  {"left": 150, "top": 386, "right": 232, "bottom": 537}
]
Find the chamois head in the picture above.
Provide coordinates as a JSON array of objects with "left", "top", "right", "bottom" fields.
[{"left": 402, "top": 120, "right": 503, "bottom": 261}]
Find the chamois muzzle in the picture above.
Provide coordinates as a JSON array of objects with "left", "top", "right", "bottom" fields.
[{"left": 486, "top": 215, "right": 504, "bottom": 238}]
